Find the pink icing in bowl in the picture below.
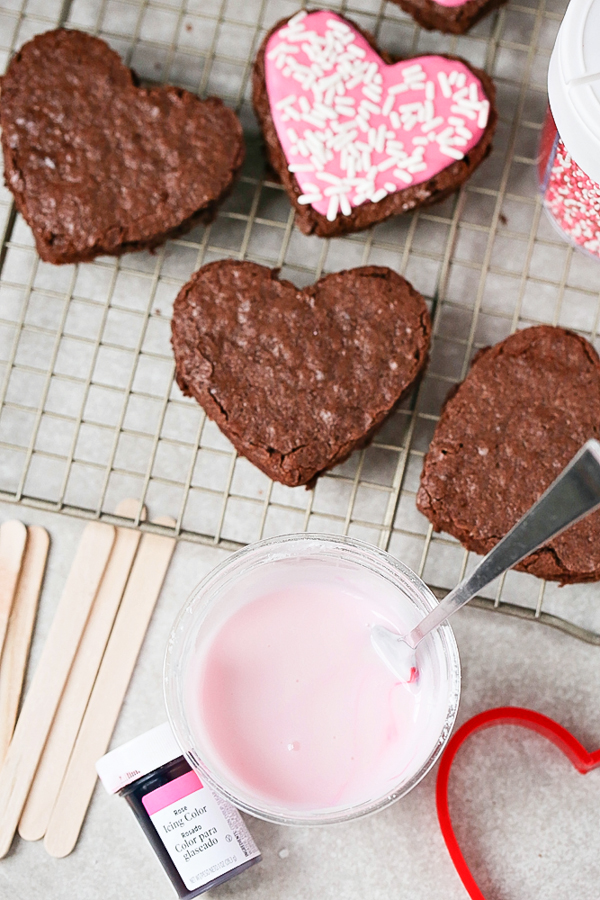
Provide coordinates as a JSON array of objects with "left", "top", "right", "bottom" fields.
[{"left": 164, "top": 535, "right": 460, "bottom": 826}]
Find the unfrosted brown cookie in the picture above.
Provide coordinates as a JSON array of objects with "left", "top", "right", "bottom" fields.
[
  {"left": 389, "top": 0, "right": 507, "bottom": 36},
  {"left": 0, "top": 29, "right": 245, "bottom": 264},
  {"left": 171, "top": 262, "right": 431, "bottom": 487},
  {"left": 417, "top": 326, "right": 600, "bottom": 584},
  {"left": 252, "top": 10, "right": 497, "bottom": 238}
]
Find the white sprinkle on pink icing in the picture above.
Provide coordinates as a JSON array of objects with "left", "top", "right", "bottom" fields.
[{"left": 265, "top": 11, "right": 490, "bottom": 221}]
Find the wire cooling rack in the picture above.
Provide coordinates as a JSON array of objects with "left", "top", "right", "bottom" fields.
[{"left": 1, "top": 0, "right": 600, "bottom": 644}]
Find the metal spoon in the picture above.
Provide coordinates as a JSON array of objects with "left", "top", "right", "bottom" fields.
[{"left": 371, "top": 439, "right": 600, "bottom": 682}]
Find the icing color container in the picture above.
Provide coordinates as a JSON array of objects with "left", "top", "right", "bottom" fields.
[
  {"left": 540, "top": 0, "right": 600, "bottom": 257},
  {"left": 96, "top": 723, "right": 260, "bottom": 897},
  {"left": 164, "top": 535, "right": 460, "bottom": 825}
]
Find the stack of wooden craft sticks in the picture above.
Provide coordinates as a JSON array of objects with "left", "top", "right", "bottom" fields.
[{"left": 0, "top": 501, "right": 176, "bottom": 860}]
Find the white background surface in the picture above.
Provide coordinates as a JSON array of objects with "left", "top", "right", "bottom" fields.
[{"left": 1, "top": 502, "right": 600, "bottom": 900}]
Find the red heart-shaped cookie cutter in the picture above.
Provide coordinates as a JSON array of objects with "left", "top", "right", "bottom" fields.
[{"left": 436, "top": 706, "right": 600, "bottom": 900}]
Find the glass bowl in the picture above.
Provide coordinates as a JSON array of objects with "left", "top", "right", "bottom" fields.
[{"left": 164, "top": 534, "right": 461, "bottom": 826}]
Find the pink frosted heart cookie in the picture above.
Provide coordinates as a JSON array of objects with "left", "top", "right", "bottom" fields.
[
  {"left": 253, "top": 10, "right": 496, "bottom": 237},
  {"left": 389, "top": 0, "right": 508, "bottom": 36}
]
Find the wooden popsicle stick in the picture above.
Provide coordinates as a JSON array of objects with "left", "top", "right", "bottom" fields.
[
  {"left": 44, "top": 518, "right": 176, "bottom": 859},
  {"left": 0, "top": 521, "right": 115, "bottom": 859},
  {"left": 19, "top": 501, "right": 144, "bottom": 841},
  {"left": 0, "top": 526, "right": 49, "bottom": 767},
  {"left": 0, "top": 521, "right": 28, "bottom": 662}
]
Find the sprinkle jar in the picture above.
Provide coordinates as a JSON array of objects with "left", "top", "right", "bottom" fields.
[{"left": 539, "top": 0, "right": 600, "bottom": 257}]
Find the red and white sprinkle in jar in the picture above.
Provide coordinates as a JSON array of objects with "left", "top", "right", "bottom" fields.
[{"left": 540, "top": 0, "right": 600, "bottom": 258}]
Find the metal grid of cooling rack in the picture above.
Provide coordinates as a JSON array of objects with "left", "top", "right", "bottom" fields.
[{"left": 1, "top": 0, "right": 600, "bottom": 644}]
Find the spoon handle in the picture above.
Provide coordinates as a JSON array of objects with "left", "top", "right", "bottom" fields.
[{"left": 406, "top": 439, "right": 600, "bottom": 649}]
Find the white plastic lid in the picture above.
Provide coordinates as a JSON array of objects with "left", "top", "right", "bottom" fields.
[
  {"left": 548, "top": 0, "right": 600, "bottom": 183},
  {"left": 96, "top": 723, "right": 184, "bottom": 795}
]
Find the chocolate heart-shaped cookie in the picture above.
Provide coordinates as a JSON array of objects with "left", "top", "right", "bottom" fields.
[
  {"left": 252, "top": 10, "right": 496, "bottom": 237},
  {"left": 0, "top": 29, "right": 245, "bottom": 264},
  {"left": 417, "top": 326, "right": 600, "bottom": 584},
  {"left": 389, "top": 0, "right": 508, "bottom": 36},
  {"left": 171, "top": 261, "right": 431, "bottom": 486}
]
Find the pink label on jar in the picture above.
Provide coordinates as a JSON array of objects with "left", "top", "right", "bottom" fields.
[
  {"left": 142, "top": 770, "right": 202, "bottom": 815},
  {"left": 544, "top": 137, "right": 600, "bottom": 258},
  {"left": 141, "top": 769, "right": 259, "bottom": 891}
]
